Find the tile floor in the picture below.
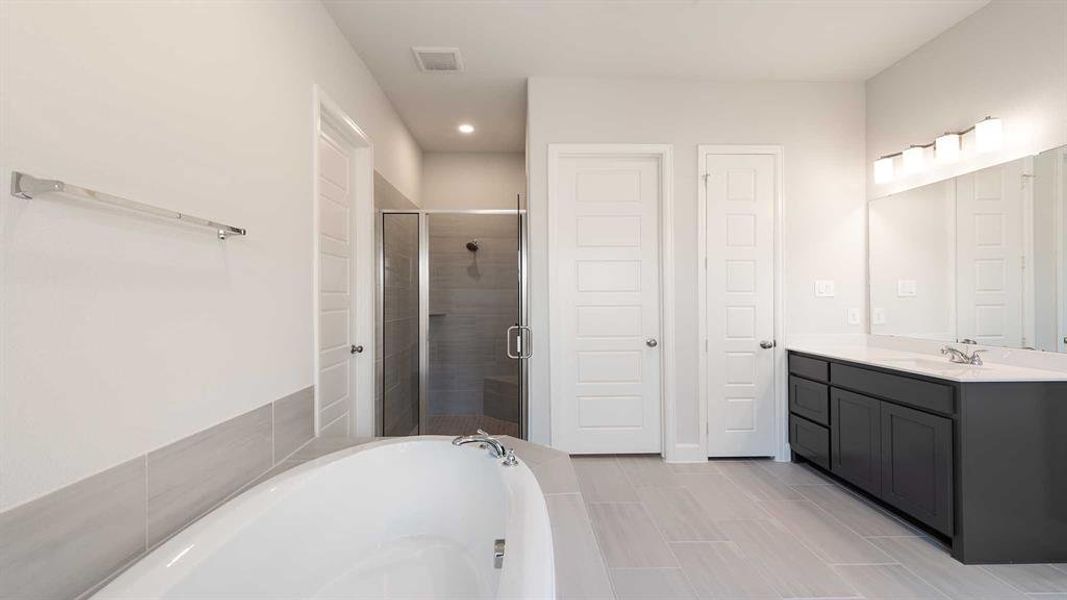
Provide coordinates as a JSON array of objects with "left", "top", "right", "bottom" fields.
[
  {"left": 573, "top": 455, "right": 1067, "bottom": 600},
  {"left": 424, "top": 414, "right": 520, "bottom": 437}
]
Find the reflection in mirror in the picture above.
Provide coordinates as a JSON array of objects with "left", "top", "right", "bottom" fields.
[
  {"left": 869, "top": 145, "right": 1067, "bottom": 352},
  {"left": 869, "top": 180, "right": 955, "bottom": 342}
]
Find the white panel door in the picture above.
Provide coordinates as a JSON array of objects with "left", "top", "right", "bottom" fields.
[
  {"left": 553, "top": 154, "right": 662, "bottom": 453},
  {"left": 318, "top": 132, "right": 354, "bottom": 436},
  {"left": 956, "top": 159, "right": 1026, "bottom": 348},
  {"left": 705, "top": 154, "right": 776, "bottom": 457}
]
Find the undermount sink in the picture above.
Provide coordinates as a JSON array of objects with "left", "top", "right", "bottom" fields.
[{"left": 880, "top": 357, "right": 979, "bottom": 371}]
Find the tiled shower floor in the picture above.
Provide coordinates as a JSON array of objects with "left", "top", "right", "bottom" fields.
[
  {"left": 423, "top": 414, "right": 520, "bottom": 437},
  {"left": 572, "top": 455, "right": 1067, "bottom": 599}
]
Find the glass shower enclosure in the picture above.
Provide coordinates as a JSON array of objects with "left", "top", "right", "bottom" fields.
[{"left": 379, "top": 208, "right": 528, "bottom": 438}]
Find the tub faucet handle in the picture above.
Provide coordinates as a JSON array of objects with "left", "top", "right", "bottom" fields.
[{"left": 502, "top": 448, "right": 519, "bottom": 467}]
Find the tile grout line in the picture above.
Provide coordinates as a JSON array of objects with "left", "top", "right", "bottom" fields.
[
  {"left": 143, "top": 454, "right": 149, "bottom": 552},
  {"left": 791, "top": 481, "right": 926, "bottom": 538},
  {"left": 978, "top": 563, "right": 1056, "bottom": 596},
  {"left": 577, "top": 489, "right": 621, "bottom": 600},
  {"left": 662, "top": 540, "right": 733, "bottom": 599},
  {"left": 769, "top": 491, "right": 909, "bottom": 563},
  {"left": 617, "top": 462, "right": 718, "bottom": 597},
  {"left": 892, "top": 560, "right": 955, "bottom": 600},
  {"left": 78, "top": 400, "right": 319, "bottom": 600}
]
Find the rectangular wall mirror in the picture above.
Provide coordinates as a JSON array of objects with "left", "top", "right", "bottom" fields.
[{"left": 869, "top": 145, "right": 1067, "bottom": 352}]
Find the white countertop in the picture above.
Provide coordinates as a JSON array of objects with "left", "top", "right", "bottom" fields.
[{"left": 787, "top": 341, "right": 1067, "bottom": 382}]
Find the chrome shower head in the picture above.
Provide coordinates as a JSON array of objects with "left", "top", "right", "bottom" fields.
[{"left": 466, "top": 240, "right": 480, "bottom": 252}]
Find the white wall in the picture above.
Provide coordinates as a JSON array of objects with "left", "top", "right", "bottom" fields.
[
  {"left": 526, "top": 77, "right": 866, "bottom": 455},
  {"left": 867, "top": 0, "right": 1067, "bottom": 198},
  {"left": 0, "top": 1, "right": 422, "bottom": 510},
  {"left": 869, "top": 180, "right": 956, "bottom": 340},
  {"left": 420, "top": 152, "right": 526, "bottom": 210}
]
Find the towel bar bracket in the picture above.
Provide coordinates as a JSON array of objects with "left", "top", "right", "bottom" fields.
[{"left": 11, "top": 172, "right": 63, "bottom": 199}]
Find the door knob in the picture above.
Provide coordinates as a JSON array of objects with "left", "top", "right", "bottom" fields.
[
  {"left": 350, "top": 344, "right": 364, "bottom": 354},
  {"left": 646, "top": 338, "right": 658, "bottom": 348},
  {"left": 759, "top": 340, "right": 776, "bottom": 349}
]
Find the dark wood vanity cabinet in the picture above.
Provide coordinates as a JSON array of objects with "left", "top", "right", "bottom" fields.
[
  {"left": 788, "top": 350, "right": 1067, "bottom": 564},
  {"left": 830, "top": 388, "right": 882, "bottom": 497}
]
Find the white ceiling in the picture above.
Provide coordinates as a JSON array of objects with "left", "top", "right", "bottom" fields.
[{"left": 325, "top": 1, "right": 988, "bottom": 152}]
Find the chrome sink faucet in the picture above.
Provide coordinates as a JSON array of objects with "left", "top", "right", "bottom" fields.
[
  {"left": 452, "top": 429, "right": 519, "bottom": 466},
  {"left": 940, "top": 345, "right": 986, "bottom": 366}
]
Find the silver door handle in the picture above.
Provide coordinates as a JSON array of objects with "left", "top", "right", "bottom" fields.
[
  {"left": 646, "top": 338, "right": 658, "bottom": 348},
  {"left": 350, "top": 344, "right": 364, "bottom": 354},
  {"left": 759, "top": 340, "right": 775, "bottom": 349},
  {"left": 506, "top": 326, "right": 533, "bottom": 359}
]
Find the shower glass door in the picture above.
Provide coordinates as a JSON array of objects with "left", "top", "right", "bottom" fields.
[
  {"left": 424, "top": 212, "right": 521, "bottom": 437},
  {"left": 380, "top": 209, "right": 527, "bottom": 438}
]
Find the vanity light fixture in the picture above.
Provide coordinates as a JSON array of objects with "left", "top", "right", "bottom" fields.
[
  {"left": 872, "top": 116, "right": 1001, "bottom": 182},
  {"left": 975, "top": 116, "right": 1003, "bottom": 153},
  {"left": 874, "top": 155, "right": 896, "bottom": 184},
  {"left": 935, "top": 132, "right": 961, "bottom": 163}
]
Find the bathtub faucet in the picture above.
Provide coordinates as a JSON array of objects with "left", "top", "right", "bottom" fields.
[{"left": 452, "top": 430, "right": 520, "bottom": 466}]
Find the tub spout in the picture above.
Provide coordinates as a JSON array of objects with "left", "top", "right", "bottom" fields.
[{"left": 452, "top": 429, "right": 513, "bottom": 463}]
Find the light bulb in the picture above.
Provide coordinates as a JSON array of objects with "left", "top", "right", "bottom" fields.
[
  {"left": 975, "top": 117, "right": 1002, "bottom": 153},
  {"left": 902, "top": 146, "right": 925, "bottom": 174},
  {"left": 874, "top": 156, "right": 895, "bottom": 184},
  {"left": 936, "top": 133, "right": 961, "bottom": 163}
]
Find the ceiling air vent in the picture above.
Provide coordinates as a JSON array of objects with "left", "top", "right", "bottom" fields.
[{"left": 412, "top": 47, "right": 463, "bottom": 72}]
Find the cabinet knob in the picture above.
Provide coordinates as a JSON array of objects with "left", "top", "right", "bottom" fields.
[{"left": 759, "top": 340, "right": 776, "bottom": 349}]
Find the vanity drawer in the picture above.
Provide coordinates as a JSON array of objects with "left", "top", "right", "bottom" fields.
[
  {"left": 789, "top": 354, "right": 829, "bottom": 382},
  {"left": 789, "top": 375, "right": 830, "bottom": 426},
  {"left": 830, "top": 363, "right": 955, "bottom": 416},
  {"left": 790, "top": 414, "right": 830, "bottom": 470}
]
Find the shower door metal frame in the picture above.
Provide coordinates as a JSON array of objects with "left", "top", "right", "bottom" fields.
[{"left": 379, "top": 208, "right": 530, "bottom": 439}]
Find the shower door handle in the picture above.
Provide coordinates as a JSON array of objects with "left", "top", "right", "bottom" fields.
[{"left": 506, "top": 326, "right": 533, "bottom": 360}]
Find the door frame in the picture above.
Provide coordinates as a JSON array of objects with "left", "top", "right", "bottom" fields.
[
  {"left": 546, "top": 144, "right": 677, "bottom": 458},
  {"left": 379, "top": 208, "right": 530, "bottom": 438},
  {"left": 697, "top": 145, "right": 787, "bottom": 461},
  {"left": 312, "top": 86, "right": 375, "bottom": 437}
]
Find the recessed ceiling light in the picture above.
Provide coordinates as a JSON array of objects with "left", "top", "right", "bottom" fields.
[{"left": 458, "top": 123, "right": 475, "bottom": 134}]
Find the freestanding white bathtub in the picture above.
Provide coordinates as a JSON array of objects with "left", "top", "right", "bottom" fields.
[{"left": 94, "top": 437, "right": 555, "bottom": 599}]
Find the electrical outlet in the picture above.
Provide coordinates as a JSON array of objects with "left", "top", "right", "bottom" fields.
[
  {"left": 897, "top": 279, "right": 917, "bottom": 297},
  {"left": 847, "top": 308, "right": 861, "bottom": 325},
  {"left": 814, "top": 280, "right": 836, "bottom": 298},
  {"left": 872, "top": 307, "right": 887, "bottom": 325}
]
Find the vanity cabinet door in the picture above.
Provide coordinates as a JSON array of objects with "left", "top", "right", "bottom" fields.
[
  {"left": 880, "top": 402, "right": 954, "bottom": 536},
  {"left": 830, "top": 388, "right": 882, "bottom": 496}
]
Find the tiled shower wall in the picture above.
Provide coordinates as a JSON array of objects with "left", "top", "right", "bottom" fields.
[
  {"left": 427, "top": 214, "right": 519, "bottom": 421},
  {"left": 380, "top": 213, "right": 420, "bottom": 436},
  {"left": 0, "top": 388, "right": 315, "bottom": 600}
]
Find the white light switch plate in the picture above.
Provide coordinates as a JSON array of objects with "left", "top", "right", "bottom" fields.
[
  {"left": 847, "top": 308, "right": 861, "bottom": 325},
  {"left": 814, "top": 280, "right": 836, "bottom": 297},
  {"left": 872, "top": 307, "right": 887, "bottom": 325},
  {"left": 897, "top": 279, "right": 917, "bottom": 297}
]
